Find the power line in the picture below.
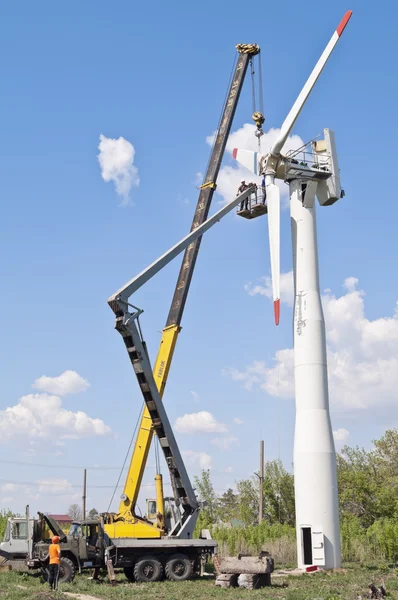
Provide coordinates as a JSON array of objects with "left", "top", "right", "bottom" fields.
[
  {"left": 0, "top": 458, "right": 162, "bottom": 471},
  {"left": 0, "top": 459, "right": 119, "bottom": 470},
  {"left": 107, "top": 404, "right": 144, "bottom": 512},
  {"left": 0, "top": 478, "right": 173, "bottom": 490}
]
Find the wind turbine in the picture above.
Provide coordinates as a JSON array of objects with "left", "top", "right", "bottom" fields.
[{"left": 233, "top": 11, "right": 352, "bottom": 570}]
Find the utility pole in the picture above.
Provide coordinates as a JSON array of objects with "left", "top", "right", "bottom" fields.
[
  {"left": 259, "top": 440, "right": 264, "bottom": 524},
  {"left": 26, "top": 505, "right": 32, "bottom": 560},
  {"left": 82, "top": 469, "right": 87, "bottom": 520}
]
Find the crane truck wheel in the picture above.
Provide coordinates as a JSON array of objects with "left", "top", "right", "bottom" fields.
[
  {"left": 133, "top": 556, "right": 163, "bottom": 583},
  {"left": 58, "top": 557, "right": 76, "bottom": 584},
  {"left": 41, "top": 557, "right": 76, "bottom": 584},
  {"left": 165, "top": 553, "right": 193, "bottom": 582}
]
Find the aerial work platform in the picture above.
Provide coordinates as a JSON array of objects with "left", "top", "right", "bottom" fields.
[{"left": 236, "top": 186, "right": 267, "bottom": 219}]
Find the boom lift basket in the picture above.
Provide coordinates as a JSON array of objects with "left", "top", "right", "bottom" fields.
[{"left": 236, "top": 186, "right": 267, "bottom": 219}]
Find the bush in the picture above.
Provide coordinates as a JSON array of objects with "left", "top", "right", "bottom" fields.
[
  {"left": 212, "top": 522, "right": 296, "bottom": 563},
  {"left": 0, "top": 509, "right": 16, "bottom": 540},
  {"left": 212, "top": 516, "right": 398, "bottom": 565}
]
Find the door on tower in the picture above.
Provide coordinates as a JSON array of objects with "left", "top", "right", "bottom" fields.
[{"left": 301, "top": 525, "right": 325, "bottom": 567}]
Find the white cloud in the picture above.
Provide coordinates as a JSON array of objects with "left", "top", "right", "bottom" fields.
[
  {"left": 344, "top": 277, "right": 359, "bottom": 292},
  {"left": 175, "top": 411, "right": 227, "bottom": 434},
  {"left": 223, "top": 351, "right": 294, "bottom": 398},
  {"left": 1, "top": 483, "right": 19, "bottom": 493},
  {"left": 33, "top": 370, "right": 89, "bottom": 396},
  {"left": 0, "top": 393, "right": 111, "bottom": 443},
  {"left": 98, "top": 134, "right": 139, "bottom": 204},
  {"left": 225, "top": 276, "right": 398, "bottom": 412},
  {"left": 206, "top": 124, "right": 304, "bottom": 206},
  {"left": 333, "top": 428, "right": 350, "bottom": 443},
  {"left": 182, "top": 450, "right": 212, "bottom": 470},
  {"left": 245, "top": 271, "right": 294, "bottom": 307},
  {"left": 0, "top": 479, "right": 78, "bottom": 501},
  {"left": 211, "top": 435, "right": 238, "bottom": 450},
  {"left": 37, "top": 478, "right": 73, "bottom": 495},
  {"left": 233, "top": 418, "right": 244, "bottom": 425}
]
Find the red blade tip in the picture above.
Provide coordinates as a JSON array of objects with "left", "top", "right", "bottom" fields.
[
  {"left": 336, "top": 10, "right": 352, "bottom": 37},
  {"left": 274, "top": 299, "right": 280, "bottom": 326},
  {"left": 232, "top": 148, "right": 238, "bottom": 159}
]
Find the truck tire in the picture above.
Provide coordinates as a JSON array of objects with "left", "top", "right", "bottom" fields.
[
  {"left": 133, "top": 556, "right": 163, "bottom": 583},
  {"left": 58, "top": 557, "right": 76, "bottom": 584},
  {"left": 165, "top": 553, "right": 193, "bottom": 582},
  {"left": 41, "top": 557, "right": 76, "bottom": 585},
  {"left": 124, "top": 566, "right": 135, "bottom": 582}
]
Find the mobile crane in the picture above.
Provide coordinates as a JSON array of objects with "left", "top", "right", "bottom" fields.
[{"left": 104, "top": 43, "right": 263, "bottom": 541}]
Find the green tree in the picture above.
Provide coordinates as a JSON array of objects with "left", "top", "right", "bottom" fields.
[
  {"left": 217, "top": 488, "right": 238, "bottom": 524},
  {"left": 337, "top": 445, "right": 379, "bottom": 526},
  {"left": 373, "top": 428, "right": 398, "bottom": 475},
  {"left": 263, "top": 459, "right": 295, "bottom": 526},
  {"left": 194, "top": 470, "right": 218, "bottom": 529},
  {"left": 236, "top": 478, "right": 259, "bottom": 526},
  {"left": 88, "top": 508, "right": 99, "bottom": 519},
  {"left": 68, "top": 504, "right": 82, "bottom": 521},
  {"left": 0, "top": 510, "right": 15, "bottom": 540}
]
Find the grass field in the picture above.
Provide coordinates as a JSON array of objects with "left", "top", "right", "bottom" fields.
[{"left": 0, "top": 566, "right": 397, "bottom": 600}]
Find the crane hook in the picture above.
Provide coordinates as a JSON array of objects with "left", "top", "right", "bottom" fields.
[{"left": 252, "top": 111, "right": 265, "bottom": 138}]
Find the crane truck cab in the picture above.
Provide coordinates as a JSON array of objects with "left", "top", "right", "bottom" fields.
[
  {"left": 145, "top": 496, "right": 188, "bottom": 533},
  {"left": 0, "top": 515, "right": 38, "bottom": 569},
  {"left": 30, "top": 513, "right": 107, "bottom": 584},
  {"left": 1, "top": 510, "right": 109, "bottom": 585}
]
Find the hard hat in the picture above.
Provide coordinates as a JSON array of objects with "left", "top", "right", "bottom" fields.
[{"left": 52, "top": 536, "right": 60, "bottom": 543}]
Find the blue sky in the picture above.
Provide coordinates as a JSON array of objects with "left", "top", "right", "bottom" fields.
[{"left": 0, "top": 0, "right": 397, "bottom": 516}]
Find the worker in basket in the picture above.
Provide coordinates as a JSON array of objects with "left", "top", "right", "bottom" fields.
[
  {"left": 48, "top": 535, "right": 61, "bottom": 591},
  {"left": 237, "top": 180, "right": 250, "bottom": 211},
  {"left": 261, "top": 175, "right": 267, "bottom": 204}
]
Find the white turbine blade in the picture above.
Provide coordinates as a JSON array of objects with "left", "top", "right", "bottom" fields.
[
  {"left": 232, "top": 148, "right": 260, "bottom": 174},
  {"left": 267, "top": 183, "right": 280, "bottom": 325},
  {"left": 271, "top": 10, "right": 352, "bottom": 156}
]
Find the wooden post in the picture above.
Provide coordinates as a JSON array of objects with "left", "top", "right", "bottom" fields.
[
  {"left": 82, "top": 469, "right": 87, "bottom": 520},
  {"left": 259, "top": 441, "right": 264, "bottom": 524},
  {"left": 106, "top": 559, "right": 116, "bottom": 586}
]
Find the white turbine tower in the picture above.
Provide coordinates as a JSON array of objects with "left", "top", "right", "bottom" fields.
[{"left": 233, "top": 11, "right": 352, "bottom": 569}]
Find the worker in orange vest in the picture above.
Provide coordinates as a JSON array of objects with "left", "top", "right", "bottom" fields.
[{"left": 48, "top": 535, "right": 61, "bottom": 591}]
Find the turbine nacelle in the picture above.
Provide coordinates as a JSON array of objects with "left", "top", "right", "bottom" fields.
[
  {"left": 233, "top": 129, "right": 342, "bottom": 205},
  {"left": 232, "top": 148, "right": 287, "bottom": 180},
  {"left": 232, "top": 129, "right": 341, "bottom": 191}
]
